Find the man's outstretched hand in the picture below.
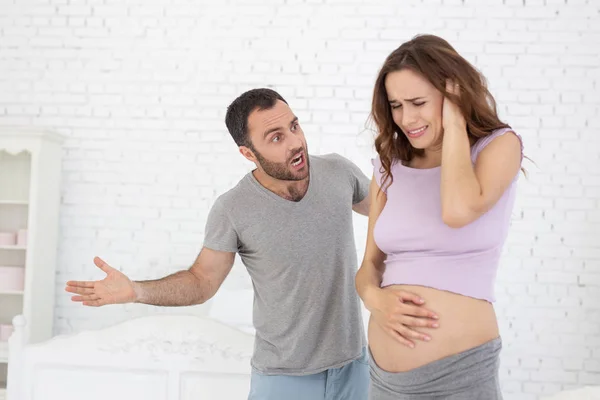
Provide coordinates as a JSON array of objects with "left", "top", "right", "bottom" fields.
[{"left": 65, "top": 257, "right": 137, "bottom": 307}]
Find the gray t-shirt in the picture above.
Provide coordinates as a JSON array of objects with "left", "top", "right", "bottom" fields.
[{"left": 203, "top": 154, "right": 370, "bottom": 376}]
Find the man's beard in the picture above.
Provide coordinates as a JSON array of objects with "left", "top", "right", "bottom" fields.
[{"left": 252, "top": 146, "right": 310, "bottom": 181}]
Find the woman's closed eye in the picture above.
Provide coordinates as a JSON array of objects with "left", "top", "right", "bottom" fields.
[{"left": 391, "top": 102, "right": 426, "bottom": 109}]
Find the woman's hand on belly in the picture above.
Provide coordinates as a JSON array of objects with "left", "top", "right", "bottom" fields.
[
  {"left": 369, "top": 285, "right": 500, "bottom": 372},
  {"left": 364, "top": 285, "right": 440, "bottom": 348}
]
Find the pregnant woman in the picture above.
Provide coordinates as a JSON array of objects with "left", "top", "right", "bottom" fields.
[{"left": 356, "top": 34, "right": 524, "bottom": 399}]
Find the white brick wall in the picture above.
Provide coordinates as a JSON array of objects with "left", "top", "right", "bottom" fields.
[{"left": 1, "top": 0, "right": 599, "bottom": 398}]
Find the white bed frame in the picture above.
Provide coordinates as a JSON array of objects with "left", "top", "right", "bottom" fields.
[{"left": 6, "top": 314, "right": 254, "bottom": 400}]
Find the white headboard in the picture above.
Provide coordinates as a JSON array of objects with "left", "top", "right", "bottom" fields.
[{"left": 7, "top": 314, "right": 254, "bottom": 400}]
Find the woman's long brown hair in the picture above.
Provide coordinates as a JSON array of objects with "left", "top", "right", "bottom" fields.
[{"left": 371, "top": 34, "right": 514, "bottom": 191}]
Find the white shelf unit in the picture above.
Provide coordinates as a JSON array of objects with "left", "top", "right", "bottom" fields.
[
  {"left": 0, "top": 342, "right": 6, "bottom": 364},
  {"left": 0, "top": 130, "right": 64, "bottom": 396}
]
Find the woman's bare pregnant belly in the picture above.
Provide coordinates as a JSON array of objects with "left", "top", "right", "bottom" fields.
[{"left": 368, "top": 284, "right": 500, "bottom": 373}]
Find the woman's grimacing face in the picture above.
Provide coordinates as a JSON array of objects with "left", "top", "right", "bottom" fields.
[{"left": 384, "top": 69, "right": 445, "bottom": 152}]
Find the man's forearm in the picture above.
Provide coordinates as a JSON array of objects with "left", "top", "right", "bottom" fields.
[{"left": 133, "top": 270, "right": 211, "bottom": 306}]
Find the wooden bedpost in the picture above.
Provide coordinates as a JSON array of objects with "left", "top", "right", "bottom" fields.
[{"left": 7, "top": 315, "right": 26, "bottom": 400}]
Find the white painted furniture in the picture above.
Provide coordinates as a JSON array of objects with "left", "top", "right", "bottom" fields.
[
  {"left": 542, "top": 386, "right": 600, "bottom": 400},
  {"left": 0, "top": 130, "right": 64, "bottom": 395},
  {"left": 7, "top": 314, "right": 254, "bottom": 400}
]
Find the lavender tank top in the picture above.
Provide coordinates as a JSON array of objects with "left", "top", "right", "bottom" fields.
[{"left": 372, "top": 128, "right": 523, "bottom": 302}]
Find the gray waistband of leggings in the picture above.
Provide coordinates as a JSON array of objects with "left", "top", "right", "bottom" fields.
[{"left": 369, "top": 337, "right": 502, "bottom": 397}]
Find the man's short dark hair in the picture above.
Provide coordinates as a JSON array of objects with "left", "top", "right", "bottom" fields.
[{"left": 225, "top": 88, "right": 288, "bottom": 147}]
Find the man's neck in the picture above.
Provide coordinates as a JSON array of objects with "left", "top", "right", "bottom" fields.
[{"left": 252, "top": 169, "right": 310, "bottom": 202}]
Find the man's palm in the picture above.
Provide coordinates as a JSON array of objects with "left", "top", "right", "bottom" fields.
[{"left": 65, "top": 257, "right": 136, "bottom": 306}]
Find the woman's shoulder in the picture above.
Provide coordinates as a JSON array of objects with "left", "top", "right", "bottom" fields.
[{"left": 471, "top": 127, "right": 523, "bottom": 163}]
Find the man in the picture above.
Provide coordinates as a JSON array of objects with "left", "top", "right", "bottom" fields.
[{"left": 66, "top": 88, "right": 372, "bottom": 399}]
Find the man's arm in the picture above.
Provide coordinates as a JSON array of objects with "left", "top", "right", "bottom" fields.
[
  {"left": 352, "top": 196, "right": 370, "bottom": 216},
  {"left": 66, "top": 248, "right": 235, "bottom": 307},
  {"left": 333, "top": 153, "right": 371, "bottom": 216},
  {"left": 67, "top": 196, "right": 239, "bottom": 307},
  {"left": 134, "top": 248, "right": 235, "bottom": 306}
]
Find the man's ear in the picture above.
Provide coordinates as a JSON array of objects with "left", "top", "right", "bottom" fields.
[{"left": 239, "top": 146, "right": 257, "bottom": 163}]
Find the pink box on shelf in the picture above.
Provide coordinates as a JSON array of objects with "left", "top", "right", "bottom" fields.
[
  {"left": 17, "top": 229, "right": 27, "bottom": 247},
  {"left": 0, "top": 266, "right": 25, "bottom": 291},
  {"left": 0, "top": 324, "right": 14, "bottom": 341},
  {"left": 0, "top": 232, "right": 16, "bottom": 246}
]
